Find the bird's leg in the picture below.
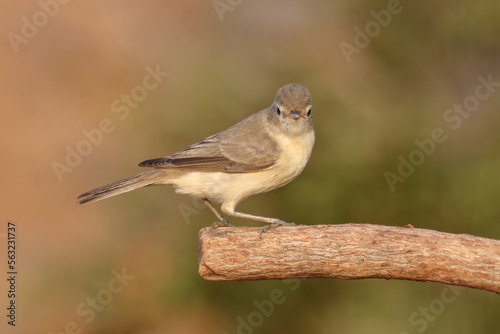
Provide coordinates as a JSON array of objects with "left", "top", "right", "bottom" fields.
[
  {"left": 202, "top": 198, "right": 235, "bottom": 231},
  {"left": 221, "top": 202, "right": 295, "bottom": 239}
]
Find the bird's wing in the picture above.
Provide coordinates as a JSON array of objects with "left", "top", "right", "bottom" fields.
[
  {"left": 218, "top": 124, "right": 280, "bottom": 171},
  {"left": 138, "top": 128, "right": 279, "bottom": 173}
]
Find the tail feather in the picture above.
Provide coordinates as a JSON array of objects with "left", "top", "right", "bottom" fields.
[{"left": 77, "top": 170, "right": 164, "bottom": 205}]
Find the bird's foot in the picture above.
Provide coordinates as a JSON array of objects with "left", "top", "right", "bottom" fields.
[
  {"left": 210, "top": 218, "right": 235, "bottom": 232},
  {"left": 259, "top": 220, "right": 296, "bottom": 239}
]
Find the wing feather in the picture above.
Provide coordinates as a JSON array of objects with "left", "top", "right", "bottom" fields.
[{"left": 138, "top": 110, "right": 279, "bottom": 173}]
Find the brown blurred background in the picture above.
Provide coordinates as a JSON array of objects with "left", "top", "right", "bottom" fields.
[{"left": 1, "top": 0, "right": 499, "bottom": 333}]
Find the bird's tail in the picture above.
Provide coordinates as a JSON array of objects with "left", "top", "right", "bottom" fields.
[{"left": 77, "top": 170, "right": 165, "bottom": 205}]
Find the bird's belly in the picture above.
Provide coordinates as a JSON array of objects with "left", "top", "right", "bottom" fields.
[
  {"left": 171, "top": 172, "right": 235, "bottom": 202},
  {"left": 171, "top": 129, "right": 314, "bottom": 205},
  {"left": 170, "top": 170, "right": 287, "bottom": 204}
]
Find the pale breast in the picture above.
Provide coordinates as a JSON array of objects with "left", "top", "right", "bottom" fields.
[{"left": 170, "top": 128, "right": 315, "bottom": 205}]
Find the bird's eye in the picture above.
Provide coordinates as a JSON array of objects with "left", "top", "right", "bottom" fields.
[
  {"left": 307, "top": 108, "right": 312, "bottom": 116},
  {"left": 277, "top": 107, "right": 281, "bottom": 115}
]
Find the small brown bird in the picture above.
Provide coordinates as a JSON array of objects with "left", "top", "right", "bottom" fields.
[{"left": 78, "top": 83, "right": 314, "bottom": 236}]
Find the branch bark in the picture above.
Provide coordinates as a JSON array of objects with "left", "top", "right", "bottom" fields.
[{"left": 198, "top": 224, "right": 500, "bottom": 294}]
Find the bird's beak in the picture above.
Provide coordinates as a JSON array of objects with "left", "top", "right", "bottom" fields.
[{"left": 288, "top": 110, "right": 302, "bottom": 119}]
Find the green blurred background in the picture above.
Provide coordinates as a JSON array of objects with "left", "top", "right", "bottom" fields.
[{"left": 1, "top": 0, "right": 499, "bottom": 333}]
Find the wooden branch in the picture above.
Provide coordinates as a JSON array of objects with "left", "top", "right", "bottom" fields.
[{"left": 198, "top": 224, "right": 500, "bottom": 294}]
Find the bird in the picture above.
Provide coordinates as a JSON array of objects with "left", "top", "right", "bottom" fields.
[{"left": 77, "top": 83, "right": 314, "bottom": 237}]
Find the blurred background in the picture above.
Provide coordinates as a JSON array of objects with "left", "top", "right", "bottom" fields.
[{"left": 1, "top": 0, "right": 499, "bottom": 333}]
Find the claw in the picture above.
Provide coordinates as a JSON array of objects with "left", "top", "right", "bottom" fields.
[
  {"left": 258, "top": 221, "right": 295, "bottom": 239},
  {"left": 210, "top": 219, "right": 235, "bottom": 232}
]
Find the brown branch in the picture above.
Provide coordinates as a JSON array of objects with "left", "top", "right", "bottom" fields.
[{"left": 198, "top": 224, "right": 500, "bottom": 294}]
